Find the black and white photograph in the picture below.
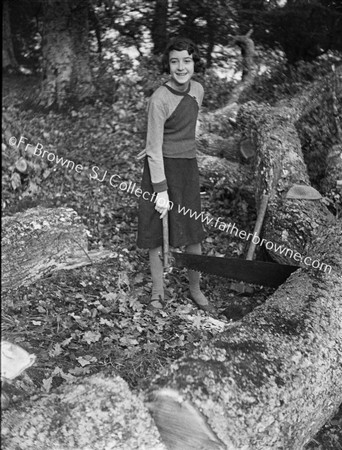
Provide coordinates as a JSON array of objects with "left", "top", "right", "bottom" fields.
[{"left": 2, "top": 0, "right": 342, "bottom": 449}]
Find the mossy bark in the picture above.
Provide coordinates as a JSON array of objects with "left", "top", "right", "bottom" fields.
[{"left": 1, "top": 374, "right": 166, "bottom": 450}]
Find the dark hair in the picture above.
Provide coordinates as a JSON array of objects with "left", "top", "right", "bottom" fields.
[{"left": 161, "top": 37, "right": 203, "bottom": 73}]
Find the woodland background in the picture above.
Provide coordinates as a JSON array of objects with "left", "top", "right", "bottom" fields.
[{"left": 2, "top": 0, "right": 342, "bottom": 449}]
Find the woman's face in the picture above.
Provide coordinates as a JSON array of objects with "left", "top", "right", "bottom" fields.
[{"left": 169, "top": 50, "right": 194, "bottom": 88}]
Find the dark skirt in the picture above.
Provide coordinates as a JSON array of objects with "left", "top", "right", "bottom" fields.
[{"left": 137, "top": 157, "right": 206, "bottom": 249}]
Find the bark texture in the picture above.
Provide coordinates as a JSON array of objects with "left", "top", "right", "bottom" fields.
[
  {"left": 40, "top": 0, "right": 94, "bottom": 107},
  {"left": 1, "top": 374, "right": 166, "bottom": 450},
  {"left": 1, "top": 207, "right": 114, "bottom": 294},
  {"left": 197, "top": 150, "right": 254, "bottom": 195},
  {"left": 239, "top": 102, "right": 336, "bottom": 267},
  {"left": 321, "top": 65, "right": 342, "bottom": 192},
  {"left": 197, "top": 134, "right": 240, "bottom": 160}
]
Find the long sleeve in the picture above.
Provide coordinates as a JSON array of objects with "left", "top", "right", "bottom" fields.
[
  {"left": 145, "top": 97, "right": 168, "bottom": 192},
  {"left": 144, "top": 81, "right": 204, "bottom": 192}
]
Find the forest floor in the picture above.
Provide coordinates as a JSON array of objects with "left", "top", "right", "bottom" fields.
[{"left": 2, "top": 74, "right": 341, "bottom": 449}]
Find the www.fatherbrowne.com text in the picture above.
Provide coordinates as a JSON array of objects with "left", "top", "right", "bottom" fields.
[{"left": 10, "top": 135, "right": 332, "bottom": 275}]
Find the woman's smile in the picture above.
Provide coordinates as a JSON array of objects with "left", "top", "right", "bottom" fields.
[{"left": 169, "top": 49, "right": 194, "bottom": 90}]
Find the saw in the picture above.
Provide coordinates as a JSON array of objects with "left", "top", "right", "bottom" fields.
[
  {"left": 169, "top": 252, "right": 297, "bottom": 287},
  {"left": 162, "top": 194, "right": 299, "bottom": 288}
]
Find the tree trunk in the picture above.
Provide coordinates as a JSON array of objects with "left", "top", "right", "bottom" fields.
[
  {"left": 40, "top": 0, "right": 94, "bottom": 108},
  {"left": 147, "top": 99, "right": 342, "bottom": 450},
  {"left": 197, "top": 134, "right": 241, "bottom": 160},
  {"left": 1, "top": 207, "right": 114, "bottom": 295},
  {"left": 1, "top": 374, "right": 166, "bottom": 450},
  {"left": 197, "top": 150, "right": 254, "bottom": 195},
  {"left": 2, "top": 0, "right": 19, "bottom": 70},
  {"left": 238, "top": 102, "right": 335, "bottom": 267},
  {"left": 205, "top": 16, "right": 215, "bottom": 68},
  {"left": 151, "top": 0, "right": 168, "bottom": 55},
  {"left": 321, "top": 65, "right": 342, "bottom": 193}
]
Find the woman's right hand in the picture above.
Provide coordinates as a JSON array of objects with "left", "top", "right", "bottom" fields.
[{"left": 155, "top": 191, "right": 170, "bottom": 219}]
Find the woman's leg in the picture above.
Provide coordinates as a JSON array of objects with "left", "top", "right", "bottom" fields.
[
  {"left": 185, "top": 243, "right": 208, "bottom": 306},
  {"left": 149, "top": 246, "right": 164, "bottom": 301}
]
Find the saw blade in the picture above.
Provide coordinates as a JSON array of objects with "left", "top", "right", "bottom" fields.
[{"left": 170, "top": 252, "right": 298, "bottom": 288}]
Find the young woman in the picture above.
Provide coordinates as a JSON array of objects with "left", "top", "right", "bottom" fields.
[{"left": 137, "top": 37, "right": 214, "bottom": 312}]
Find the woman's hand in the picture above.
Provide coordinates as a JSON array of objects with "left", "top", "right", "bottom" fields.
[
  {"left": 136, "top": 149, "right": 146, "bottom": 160},
  {"left": 155, "top": 191, "right": 170, "bottom": 219}
]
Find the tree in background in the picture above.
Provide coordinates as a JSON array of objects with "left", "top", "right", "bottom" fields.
[
  {"left": 3, "top": 0, "right": 341, "bottom": 106},
  {"left": 171, "top": 0, "right": 238, "bottom": 67},
  {"left": 40, "top": 0, "right": 94, "bottom": 108},
  {"left": 2, "top": 0, "right": 42, "bottom": 71},
  {"left": 271, "top": 0, "right": 342, "bottom": 64},
  {"left": 151, "top": 0, "right": 168, "bottom": 54},
  {"left": 3, "top": 0, "right": 95, "bottom": 107},
  {"left": 99, "top": 0, "right": 150, "bottom": 56},
  {"left": 2, "top": 0, "right": 19, "bottom": 71},
  {"left": 237, "top": 0, "right": 342, "bottom": 65}
]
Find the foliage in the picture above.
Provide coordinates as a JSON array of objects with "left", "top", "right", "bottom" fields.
[
  {"left": 240, "top": 51, "right": 341, "bottom": 104},
  {"left": 8, "top": 0, "right": 42, "bottom": 70},
  {"left": 92, "top": 0, "right": 153, "bottom": 54},
  {"left": 5, "top": 0, "right": 342, "bottom": 85},
  {"left": 237, "top": 0, "right": 342, "bottom": 65},
  {"left": 197, "top": 69, "right": 237, "bottom": 110},
  {"left": 170, "top": 0, "right": 238, "bottom": 66}
]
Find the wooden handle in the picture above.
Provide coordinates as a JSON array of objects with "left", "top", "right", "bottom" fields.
[
  {"left": 162, "top": 214, "right": 169, "bottom": 267},
  {"left": 246, "top": 194, "right": 269, "bottom": 261}
]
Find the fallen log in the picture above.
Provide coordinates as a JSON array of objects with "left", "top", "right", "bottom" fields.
[
  {"left": 147, "top": 97, "right": 342, "bottom": 449},
  {"left": 197, "top": 134, "right": 241, "bottom": 161},
  {"left": 1, "top": 207, "right": 115, "bottom": 294},
  {"left": 238, "top": 101, "right": 337, "bottom": 268},
  {"left": 196, "top": 150, "right": 254, "bottom": 194},
  {"left": 1, "top": 373, "right": 166, "bottom": 450}
]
